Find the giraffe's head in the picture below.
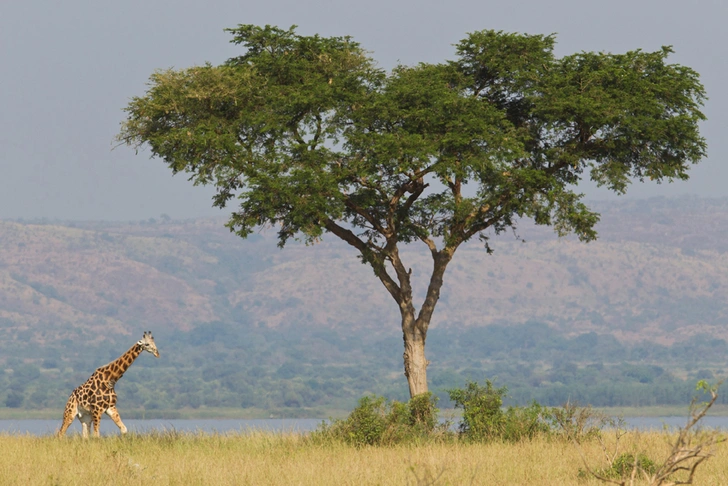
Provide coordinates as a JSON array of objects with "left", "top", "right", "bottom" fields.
[{"left": 138, "top": 331, "right": 160, "bottom": 358}]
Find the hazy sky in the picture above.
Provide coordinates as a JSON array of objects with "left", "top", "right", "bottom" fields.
[{"left": 1, "top": 0, "right": 726, "bottom": 220}]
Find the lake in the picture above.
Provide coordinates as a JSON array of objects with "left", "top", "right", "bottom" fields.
[
  {"left": 3, "top": 416, "right": 728, "bottom": 436},
  {"left": 0, "top": 418, "right": 324, "bottom": 436}
]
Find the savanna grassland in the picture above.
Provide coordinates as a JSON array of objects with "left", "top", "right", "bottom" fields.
[{"left": 1, "top": 431, "right": 726, "bottom": 486}]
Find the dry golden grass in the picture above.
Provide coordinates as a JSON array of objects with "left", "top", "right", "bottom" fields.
[{"left": 0, "top": 430, "right": 726, "bottom": 486}]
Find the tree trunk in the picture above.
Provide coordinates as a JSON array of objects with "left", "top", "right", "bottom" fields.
[
  {"left": 326, "top": 218, "right": 456, "bottom": 399},
  {"left": 399, "top": 250, "right": 452, "bottom": 398},
  {"left": 402, "top": 317, "right": 429, "bottom": 397}
]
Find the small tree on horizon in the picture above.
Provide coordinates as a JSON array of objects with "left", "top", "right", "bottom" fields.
[{"left": 117, "top": 25, "right": 706, "bottom": 398}]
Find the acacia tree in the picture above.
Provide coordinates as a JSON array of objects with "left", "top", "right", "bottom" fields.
[{"left": 118, "top": 25, "right": 706, "bottom": 398}]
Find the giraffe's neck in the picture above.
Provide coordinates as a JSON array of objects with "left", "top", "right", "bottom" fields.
[{"left": 100, "top": 343, "right": 144, "bottom": 383}]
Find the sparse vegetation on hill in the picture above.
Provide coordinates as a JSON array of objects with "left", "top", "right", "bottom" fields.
[
  {"left": 1, "top": 197, "right": 728, "bottom": 413},
  {"left": 3, "top": 197, "right": 728, "bottom": 342}
]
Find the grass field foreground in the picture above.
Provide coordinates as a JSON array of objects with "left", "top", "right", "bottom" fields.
[{"left": 1, "top": 430, "right": 727, "bottom": 485}]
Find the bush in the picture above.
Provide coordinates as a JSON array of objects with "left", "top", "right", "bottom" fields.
[
  {"left": 547, "top": 401, "right": 612, "bottom": 443},
  {"left": 611, "top": 453, "right": 657, "bottom": 478},
  {"left": 579, "top": 453, "right": 657, "bottom": 480},
  {"left": 408, "top": 392, "right": 439, "bottom": 431},
  {"left": 448, "top": 380, "right": 551, "bottom": 442},
  {"left": 314, "top": 381, "right": 608, "bottom": 447},
  {"left": 501, "top": 401, "right": 551, "bottom": 441},
  {"left": 311, "top": 393, "right": 443, "bottom": 447}
]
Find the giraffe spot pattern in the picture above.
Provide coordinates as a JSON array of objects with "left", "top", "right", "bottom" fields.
[{"left": 57, "top": 336, "right": 158, "bottom": 438}]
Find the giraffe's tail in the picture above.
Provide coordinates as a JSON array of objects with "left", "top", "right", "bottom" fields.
[{"left": 57, "top": 395, "right": 77, "bottom": 438}]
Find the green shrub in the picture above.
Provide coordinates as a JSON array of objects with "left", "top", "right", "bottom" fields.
[
  {"left": 547, "top": 401, "right": 612, "bottom": 443},
  {"left": 448, "top": 380, "right": 551, "bottom": 442},
  {"left": 340, "top": 395, "right": 388, "bottom": 446},
  {"left": 448, "top": 380, "right": 505, "bottom": 441},
  {"left": 579, "top": 453, "right": 657, "bottom": 480},
  {"left": 311, "top": 393, "right": 443, "bottom": 447},
  {"left": 501, "top": 401, "right": 551, "bottom": 441},
  {"left": 313, "top": 381, "right": 609, "bottom": 447},
  {"left": 408, "top": 392, "right": 439, "bottom": 431}
]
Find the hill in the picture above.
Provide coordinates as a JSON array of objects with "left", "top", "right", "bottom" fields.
[
  {"left": 3, "top": 196, "right": 728, "bottom": 343},
  {"left": 2, "top": 195, "right": 728, "bottom": 414}
]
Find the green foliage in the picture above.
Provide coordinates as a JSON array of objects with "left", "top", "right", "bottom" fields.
[
  {"left": 448, "top": 380, "right": 505, "bottom": 439},
  {"left": 501, "top": 402, "right": 551, "bottom": 442},
  {"left": 119, "top": 25, "right": 706, "bottom": 251},
  {"left": 580, "top": 453, "right": 657, "bottom": 480},
  {"left": 408, "top": 392, "right": 439, "bottom": 431},
  {"left": 312, "top": 393, "right": 442, "bottom": 447},
  {"left": 547, "top": 402, "right": 612, "bottom": 443},
  {"left": 316, "top": 385, "right": 609, "bottom": 447},
  {"left": 612, "top": 453, "right": 658, "bottom": 478},
  {"left": 332, "top": 396, "right": 387, "bottom": 447},
  {"left": 448, "top": 380, "right": 550, "bottom": 442}
]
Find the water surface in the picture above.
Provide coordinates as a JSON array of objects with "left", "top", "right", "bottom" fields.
[
  {"left": 0, "top": 418, "right": 323, "bottom": 436},
  {"left": 3, "top": 416, "right": 727, "bottom": 436}
]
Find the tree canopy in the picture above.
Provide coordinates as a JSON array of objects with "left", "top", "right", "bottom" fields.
[{"left": 118, "top": 25, "right": 706, "bottom": 397}]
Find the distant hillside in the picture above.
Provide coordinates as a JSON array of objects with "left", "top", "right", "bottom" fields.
[
  {"left": 2, "top": 196, "right": 728, "bottom": 345},
  {"left": 3, "top": 196, "right": 728, "bottom": 414}
]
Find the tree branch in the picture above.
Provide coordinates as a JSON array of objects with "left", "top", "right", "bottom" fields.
[
  {"left": 462, "top": 212, "right": 499, "bottom": 242},
  {"left": 461, "top": 190, "right": 515, "bottom": 242},
  {"left": 415, "top": 249, "right": 453, "bottom": 332},
  {"left": 401, "top": 178, "right": 427, "bottom": 214},
  {"left": 311, "top": 112, "right": 323, "bottom": 148},
  {"left": 324, "top": 219, "right": 402, "bottom": 301},
  {"left": 418, "top": 235, "right": 438, "bottom": 253},
  {"left": 384, "top": 243, "right": 417, "bottom": 320},
  {"left": 343, "top": 197, "right": 389, "bottom": 236},
  {"left": 355, "top": 176, "right": 389, "bottom": 200}
]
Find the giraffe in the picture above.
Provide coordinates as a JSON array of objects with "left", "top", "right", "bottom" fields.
[{"left": 57, "top": 331, "right": 159, "bottom": 438}]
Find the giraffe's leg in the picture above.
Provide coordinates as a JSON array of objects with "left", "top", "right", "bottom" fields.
[
  {"left": 79, "top": 412, "right": 92, "bottom": 439},
  {"left": 92, "top": 409, "right": 103, "bottom": 438},
  {"left": 57, "top": 397, "right": 77, "bottom": 437},
  {"left": 106, "top": 406, "right": 128, "bottom": 435}
]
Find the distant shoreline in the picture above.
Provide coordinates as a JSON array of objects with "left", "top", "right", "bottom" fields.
[
  {"left": 0, "top": 407, "right": 336, "bottom": 421},
  {"left": 4, "top": 404, "right": 728, "bottom": 420}
]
